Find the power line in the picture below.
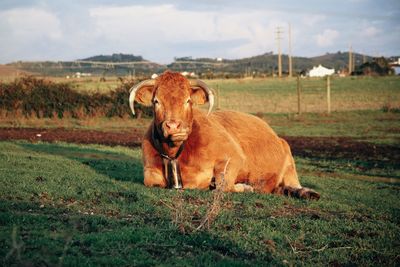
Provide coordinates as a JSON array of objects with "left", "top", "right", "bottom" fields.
[
  {"left": 288, "top": 23, "right": 293, "bottom": 78},
  {"left": 348, "top": 44, "right": 353, "bottom": 75}
]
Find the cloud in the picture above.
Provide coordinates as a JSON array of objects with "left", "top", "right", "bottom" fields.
[
  {"left": 315, "top": 29, "right": 339, "bottom": 47},
  {"left": 88, "top": 4, "right": 282, "bottom": 61},
  {"left": 0, "top": 2, "right": 398, "bottom": 63},
  {"left": 360, "top": 26, "right": 380, "bottom": 37},
  {"left": 0, "top": 7, "right": 62, "bottom": 40},
  {"left": 0, "top": 7, "right": 63, "bottom": 61},
  {"left": 302, "top": 14, "right": 326, "bottom": 27}
]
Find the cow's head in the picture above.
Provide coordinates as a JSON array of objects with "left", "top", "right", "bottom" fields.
[{"left": 129, "top": 71, "right": 214, "bottom": 146}]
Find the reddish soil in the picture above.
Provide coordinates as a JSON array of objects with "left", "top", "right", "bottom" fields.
[
  {"left": 0, "top": 127, "right": 143, "bottom": 147},
  {"left": 0, "top": 127, "right": 398, "bottom": 165},
  {"left": 284, "top": 136, "right": 400, "bottom": 165}
]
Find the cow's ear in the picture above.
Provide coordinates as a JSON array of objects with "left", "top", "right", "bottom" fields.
[
  {"left": 190, "top": 87, "right": 208, "bottom": 105},
  {"left": 190, "top": 80, "right": 214, "bottom": 115},
  {"left": 134, "top": 85, "right": 155, "bottom": 106}
]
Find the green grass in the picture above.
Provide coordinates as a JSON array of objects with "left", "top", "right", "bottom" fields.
[
  {"left": 0, "top": 140, "right": 399, "bottom": 266},
  {"left": 263, "top": 109, "right": 400, "bottom": 144}
]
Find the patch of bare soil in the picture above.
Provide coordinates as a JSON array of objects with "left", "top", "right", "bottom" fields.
[
  {"left": 284, "top": 136, "right": 399, "bottom": 166},
  {"left": 0, "top": 127, "right": 143, "bottom": 147}
]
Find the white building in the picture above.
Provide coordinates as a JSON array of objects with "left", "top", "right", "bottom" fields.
[
  {"left": 309, "top": 65, "right": 335, "bottom": 77},
  {"left": 74, "top": 72, "right": 92, "bottom": 78}
]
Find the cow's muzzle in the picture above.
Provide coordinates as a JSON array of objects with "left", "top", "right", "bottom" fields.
[{"left": 161, "top": 120, "right": 188, "bottom": 142}]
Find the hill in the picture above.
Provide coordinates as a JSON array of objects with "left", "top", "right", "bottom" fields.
[
  {"left": 5, "top": 51, "right": 377, "bottom": 77},
  {"left": 168, "top": 51, "right": 374, "bottom": 76},
  {"left": 310, "top": 52, "right": 372, "bottom": 70},
  {"left": 81, "top": 53, "right": 144, "bottom": 62},
  {"left": 7, "top": 60, "right": 166, "bottom": 77}
]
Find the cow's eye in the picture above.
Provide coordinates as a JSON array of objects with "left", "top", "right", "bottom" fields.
[
  {"left": 153, "top": 98, "right": 159, "bottom": 105},
  {"left": 186, "top": 98, "right": 191, "bottom": 104}
]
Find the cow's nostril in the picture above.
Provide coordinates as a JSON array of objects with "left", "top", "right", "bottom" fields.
[{"left": 166, "top": 121, "right": 181, "bottom": 131}]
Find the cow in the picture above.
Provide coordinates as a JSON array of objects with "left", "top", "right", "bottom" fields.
[{"left": 129, "top": 71, "right": 319, "bottom": 199}]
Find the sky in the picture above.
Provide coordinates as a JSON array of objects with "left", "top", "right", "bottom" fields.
[{"left": 0, "top": 0, "right": 399, "bottom": 64}]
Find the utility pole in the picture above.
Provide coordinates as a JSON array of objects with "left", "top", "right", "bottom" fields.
[
  {"left": 275, "top": 27, "right": 283, "bottom": 78},
  {"left": 288, "top": 23, "right": 293, "bottom": 78},
  {"left": 362, "top": 50, "right": 367, "bottom": 64},
  {"left": 348, "top": 44, "right": 353, "bottom": 75}
]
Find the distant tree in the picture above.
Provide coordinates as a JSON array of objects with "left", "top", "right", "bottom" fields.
[
  {"left": 81, "top": 53, "right": 143, "bottom": 62},
  {"left": 174, "top": 56, "right": 193, "bottom": 61},
  {"left": 353, "top": 57, "right": 393, "bottom": 76}
]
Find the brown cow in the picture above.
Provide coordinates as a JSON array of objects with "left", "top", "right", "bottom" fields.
[{"left": 129, "top": 71, "right": 319, "bottom": 199}]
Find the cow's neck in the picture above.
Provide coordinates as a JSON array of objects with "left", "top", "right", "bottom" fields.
[
  {"left": 161, "top": 142, "right": 183, "bottom": 158},
  {"left": 151, "top": 123, "right": 185, "bottom": 189}
]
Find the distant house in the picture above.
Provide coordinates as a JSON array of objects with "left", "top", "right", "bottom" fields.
[
  {"left": 309, "top": 65, "right": 335, "bottom": 77},
  {"left": 393, "top": 66, "right": 400, "bottom": 75},
  {"left": 74, "top": 72, "right": 92, "bottom": 78}
]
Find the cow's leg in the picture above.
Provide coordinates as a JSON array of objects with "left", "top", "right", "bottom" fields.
[
  {"left": 143, "top": 167, "right": 167, "bottom": 188},
  {"left": 272, "top": 155, "right": 320, "bottom": 200},
  {"left": 142, "top": 138, "right": 167, "bottom": 188},
  {"left": 273, "top": 139, "right": 320, "bottom": 200},
  {"left": 214, "top": 157, "right": 246, "bottom": 193},
  {"left": 273, "top": 165, "right": 320, "bottom": 200},
  {"left": 276, "top": 140, "right": 302, "bottom": 188}
]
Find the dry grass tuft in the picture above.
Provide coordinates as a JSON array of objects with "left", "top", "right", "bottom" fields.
[{"left": 160, "top": 159, "right": 231, "bottom": 234}]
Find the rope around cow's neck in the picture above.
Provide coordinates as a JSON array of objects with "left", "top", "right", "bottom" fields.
[{"left": 151, "top": 124, "right": 185, "bottom": 189}]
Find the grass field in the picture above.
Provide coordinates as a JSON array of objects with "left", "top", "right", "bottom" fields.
[
  {"left": 1, "top": 107, "right": 399, "bottom": 266},
  {"left": 206, "top": 76, "right": 400, "bottom": 113},
  {"left": 0, "top": 140, "right": 399, "bottom": 266}
]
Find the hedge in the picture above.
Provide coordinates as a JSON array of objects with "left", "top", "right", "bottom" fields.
[{"left": 0, "top": 76, "right": 152, "bottom": 119}]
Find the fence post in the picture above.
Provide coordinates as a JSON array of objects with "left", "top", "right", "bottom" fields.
[
  {"left": 216, "top": 84, "right": 221, "bottom": 110},
  {"left": 326, "top": 76, "right": 331, "bottom": 114},
  {"left": 297, "top": 75, "right": 301, "bottom": 115}
]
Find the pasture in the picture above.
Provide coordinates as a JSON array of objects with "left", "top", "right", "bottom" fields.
[
  {"left": 66, "top": 76, "right": 400, "bottom": 113},
  {"left": 0, "top": 76, "right": 399, "bottom": 266}
]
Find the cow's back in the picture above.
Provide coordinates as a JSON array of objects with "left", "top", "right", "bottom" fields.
[{"left": 210, "top": 110, "right": 290, "bottom": 190}]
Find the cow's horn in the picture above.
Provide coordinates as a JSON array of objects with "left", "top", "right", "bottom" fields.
[
  {"left": 128, "top": 79, "right": 156, "bottom": 116},
  {"left": 190, "top": 80, "right": 214, "bottom": 116}
]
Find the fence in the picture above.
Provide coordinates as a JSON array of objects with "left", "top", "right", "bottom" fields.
[
  {"left": 296, "top": 76, "right": 331, "bottom": 115},
  {"left": 210, "top": 76, "right": 340, "bottom": 114}
]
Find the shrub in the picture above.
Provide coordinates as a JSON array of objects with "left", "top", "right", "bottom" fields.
[{"left": 0, "top": 76, "right": 152, "bottom": 119}]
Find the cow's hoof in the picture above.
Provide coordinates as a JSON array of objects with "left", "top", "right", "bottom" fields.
[
  {"left": 234, "top": 183, "right": 254, "bottom": 193},
  {"left": 276, "top": 186, "right": 320, "bottom": 200},
  {"left": 297, "top": 187, "right": 320, "bottom": 200}
]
